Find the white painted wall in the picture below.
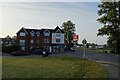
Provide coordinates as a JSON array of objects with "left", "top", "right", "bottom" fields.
[{"left": 52, "top": 33, "right": 64, "bottom": 44}]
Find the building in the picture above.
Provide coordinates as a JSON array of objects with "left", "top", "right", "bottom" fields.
[
  {"left": 0, "top": 35, "right": 15, "bottom": 46},
  {"left": 16, "top": 26, "right": 64, "bottom": 52}
]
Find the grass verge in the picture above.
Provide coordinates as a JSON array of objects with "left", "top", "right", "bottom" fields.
[{"left": 2, "top": 56, "right": 107, "bottom": 78}]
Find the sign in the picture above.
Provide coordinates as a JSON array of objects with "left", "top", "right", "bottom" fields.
[
  {"left": 82, "top": 39, "right": 87, "bottom": 44},
  {"left": 73, "top": 35, "right": 79, "bottom": 41}
]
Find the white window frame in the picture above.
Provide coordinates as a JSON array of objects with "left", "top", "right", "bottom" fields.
[
  {"left": 30, "top": 31, "right": 35, "bottom": 36},
  {"left": 44, "top": 30, "right": 50, "bottom": 36},
  {"left": 56, "top": 29, "right": 61, "bottom": 33},
  {"left": 36, "top": 31, "right": 40, "bottom": 37}
]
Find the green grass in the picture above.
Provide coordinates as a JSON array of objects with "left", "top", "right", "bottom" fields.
[{"left": 2, "top": 57, "right": 107, "bottom": 78}]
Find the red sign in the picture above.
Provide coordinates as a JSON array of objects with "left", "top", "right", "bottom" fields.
[{"left": 73, "top": 35, "right": 79, "bottom": 41}]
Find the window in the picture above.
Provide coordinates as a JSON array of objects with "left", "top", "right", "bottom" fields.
[
  {"left": 56, "top": 33, "right": 60, "bottom": 37},
  {"left": 44, "top": 39, "right": 49, "bottom": 43},
  {"left": 36, "top": 31, "right": 40, "bottom": 37},
  {"left": 56, "top": 38, "right": 60, "bottom": 43},
  {"left": 5, "top": 42, "right": 8, "bottom": 44},
  {"left": 30, "top": 46, "right": 33, "bottom": 50},
  {"left": 30, "top": 31, "right": 35, "bottom": 36},
  {"left": 20, "top": 32, "right": 26, "bottom": 36},
  {"left": 36, "top": 40, "right": 40, "bottom": 43},
  {"left": 43, "top": 46, "right": 49, "bottom": 51},
  {"left": 30, "top": 40, "right": 34, "bottom": 43},
  {"left": 21, "top": 46, "right": 25, "bottom": 50},
  {"left": 19, "top": 40, "right": 25, "bottom": 45},
  {"left": 1, "top": 41, "right": 3, "bottom": 44},
  {"left": 44, "top": 33, "right": 49, "bottom": 36},
  {"left": 36, "top": 46, "right": 39, "bottom": 48},
  {"left": 44, "top": 30, "right": 50, "bottom": 36}
]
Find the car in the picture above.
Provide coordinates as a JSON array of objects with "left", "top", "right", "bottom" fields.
[
  {"left": 32, "top": 49, "right": 52, "bottom": 55},
  {"left": 11, "top": 51, "right": 30, "bottom": 56},
  {"left": 70, "top": 47, "right": 76, "bottom": 52},
  {"left": 32, "top": 49, "right": 43, "bottom": 55}
]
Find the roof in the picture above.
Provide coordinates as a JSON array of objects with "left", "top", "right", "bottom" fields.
[{"left": 17, "top": 26, "right": 64, "bottom": 34}]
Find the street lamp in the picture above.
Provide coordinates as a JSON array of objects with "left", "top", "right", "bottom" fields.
[{"left": 82, "top": 39, "right": 87, "bottom": 59}]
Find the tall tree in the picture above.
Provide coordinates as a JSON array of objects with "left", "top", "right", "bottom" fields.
[
  {"left": 97, "top": 1, "right": 120, "bottom": 53},
  {"left": 61, "top": 20, "right": 76, "bottom": 47}
]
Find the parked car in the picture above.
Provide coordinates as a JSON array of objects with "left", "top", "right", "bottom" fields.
[
  {"left": 11, "top": 51, "right": 30, "bottom": 56},
  {"left": 32, "top": 49, "right": 52, "bottom": 55},
  {"left": 70, "top": 47, "right": 76, "bottom": 52},
  {"left": 32, "top": 49, "right": 43, "bottom": 55}
]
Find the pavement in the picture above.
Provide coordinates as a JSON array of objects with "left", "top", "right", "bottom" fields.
[{"left": 1, "top": 50, "right": 120, "bottom": 78}]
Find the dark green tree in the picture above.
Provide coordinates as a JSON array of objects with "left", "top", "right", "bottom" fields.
[
  {"left": 61, "top": 20, "right": 76, "bottom": 48},
  {"left": 97, "top": 1, "right": 120, "bottom": 53}
]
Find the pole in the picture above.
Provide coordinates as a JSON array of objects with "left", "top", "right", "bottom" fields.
[{"left": 83, "top": 44, "right": 86, "bottom": 59}]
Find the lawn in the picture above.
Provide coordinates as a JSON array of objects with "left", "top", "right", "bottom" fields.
[{"left": 2, "top": 56, "right": 107, "bottom": 78}]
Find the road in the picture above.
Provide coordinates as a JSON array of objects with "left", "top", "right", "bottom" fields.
[
  {"left": 1, "top": 50, "right": 119, "bottom": 78},
  {"left": 78, "top": 50, "right": 119, "bottom": 78}
]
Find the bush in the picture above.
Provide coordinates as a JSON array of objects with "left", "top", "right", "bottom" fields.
[{"left": 2, "top": 44, "right": 19, "bottom": 53}]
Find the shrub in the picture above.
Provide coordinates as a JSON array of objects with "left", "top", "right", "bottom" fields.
[{"left": 2, "top": 44, "right": 19, "bottom": 53}]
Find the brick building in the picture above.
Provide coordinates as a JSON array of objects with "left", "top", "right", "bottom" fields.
[{"left": 16, "top": 26, "right": 64, "bottom": 52}]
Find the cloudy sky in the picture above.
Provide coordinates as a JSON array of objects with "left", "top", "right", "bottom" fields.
[{"left": 0, "top": 1, "right": 108, "bottom": 44}]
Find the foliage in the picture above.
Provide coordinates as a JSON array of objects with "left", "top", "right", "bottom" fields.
[
  {"left": 2, "top": 57, "right": 107, "bottom": 78},
  {"left": 61, "top": 20, "right": 76, "bottom": 48},
  {"left": 2, "top": 44, "right": 19, "bottom": 53},
  {"left": 97, "top": 1, "right": 120, "bottom": 53}
]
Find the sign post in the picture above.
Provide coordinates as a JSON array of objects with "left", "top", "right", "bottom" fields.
[
  {"left": 73, "top": 34, "right": 79, "bottom": 47},
  {"left": 73, "top": 35, "right": 79, "bottom": 41},
  {"left": 82, "top": 39, "right": 87, "bottom": 59}
]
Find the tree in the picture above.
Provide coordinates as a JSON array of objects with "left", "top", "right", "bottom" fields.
[
  {"left": 61, "top": 20, "right": 76, "bottom": 48},
  {"left": 12, "top": 36, "right": 17, "bottom": 43},
  {"left": 97, "top": 1, "right": 120, "bottom": 53},
  {"left": 5, "top": 35, "right": 11, "bottom": 40}
]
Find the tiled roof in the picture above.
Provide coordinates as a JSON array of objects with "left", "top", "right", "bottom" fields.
[{"left": 19, "top": 26, "right": 64, "bottom": 34}]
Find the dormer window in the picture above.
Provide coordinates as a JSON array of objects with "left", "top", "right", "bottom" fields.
[
  {"left": 30, "top": 31, "right": 35, "bottom": 36},
  {"left": 36, "top": 31, "right": 40, "bottom": 37},
  {"left": 44, "top": 30, "right": 50, "bottom": 36},
  {"left": 56, "top": 29, "right": 61, "bottom": 33},
  {"left": 56, "top": 29, "right": 61, "bottom": 37}
]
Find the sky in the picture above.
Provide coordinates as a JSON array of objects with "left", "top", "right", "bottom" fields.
[{"left": 0, "top": 1, "right": 108, "bottom": 45}]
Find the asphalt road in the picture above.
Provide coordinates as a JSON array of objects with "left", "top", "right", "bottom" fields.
[
  {"left": 77, "top": 50, "right": 119, "bottom": 78},
  {"left": 1, "top": 50, "right": 119, "bottom": 78}
]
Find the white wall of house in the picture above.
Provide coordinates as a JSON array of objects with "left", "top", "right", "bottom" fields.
[{"left": 52, "top": 33, "right": 64, "bottom": 44}]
